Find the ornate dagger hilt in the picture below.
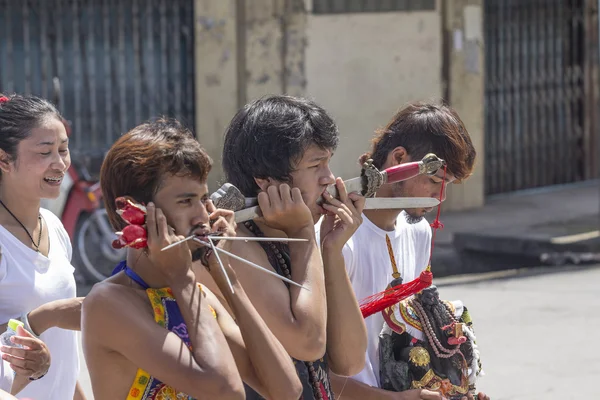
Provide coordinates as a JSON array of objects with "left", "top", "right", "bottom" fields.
[
  {"left": 359, "top": 153, "right": 446, "bottom": 198},
  {"left": 210, "top": 183, "right": 246, "bottom": 211},
  {"left": 419, "top": 153, "right": 446, "bottom": 176}
]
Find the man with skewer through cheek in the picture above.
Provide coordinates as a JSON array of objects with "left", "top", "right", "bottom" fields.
[{"left": 81, "top": 118, "right": 302, "bottom": 400}]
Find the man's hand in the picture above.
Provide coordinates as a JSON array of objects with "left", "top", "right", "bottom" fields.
[
  {"left": 1, "top": 326, "right": 50, "bottom": 380},
  {"left": 145, "top": 202, "right": 193, "bottom": 283},
  {"left": 258, "top": 184, "right": 314, "bottom": 234},
  {"left": 319, "top": 178, "right": 364, "bottom": 252},
  {"left": 202, "top": 200, "right": 239, "bottom": 289}
]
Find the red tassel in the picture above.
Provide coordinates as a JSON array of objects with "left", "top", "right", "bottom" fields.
[
  {"left": 359, "top": 269, "right": 433, "bottom": 318},
  {"left": 430, "top": 220, "right": 444, "bottom": 229},
  {"left": 360, "top": 165, "right": 446, "bottom": 320}
]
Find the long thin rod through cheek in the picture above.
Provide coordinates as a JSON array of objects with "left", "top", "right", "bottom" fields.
[
  {"left": 208, "top": 237, "right": 235, "bottom": 294},
  {"left": 161, "top": 235, "right": 308, "bottom": 252},
  {"left": 194, "top": 238, "right": 309, "bottom": 291}
]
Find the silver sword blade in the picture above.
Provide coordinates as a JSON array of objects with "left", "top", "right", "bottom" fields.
[
  {"left": 363, "top": 197, "right": 439, "bottom": 209},
  {"left": 232, "top": 197, "right": 439, "bottom": 223},
  {"left": 237, "top": 175, "right": 422, "bottom": 209}
]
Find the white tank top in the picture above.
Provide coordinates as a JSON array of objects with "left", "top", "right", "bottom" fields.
[
  {"left": 0, "top": 208, "right": 79, "bottom": 399},
  {"left": 317, "top": 211, "right": 432, "bottom": 388}
]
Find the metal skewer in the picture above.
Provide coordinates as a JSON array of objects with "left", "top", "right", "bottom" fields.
[
  {"left": 208, "top": 237, "right": 235, "bottom": 294},
  {"left": 193, "top": 238, "right": 309, "bottom": 291},
  {"left": 212, "top": 237, "right": 308, "bottom": 242},
  {"left": 161, "top": 234, "right": 308, "bottom": 252},
  {"left": 160, "top": 235, "right": 196, "bottom": 251}
]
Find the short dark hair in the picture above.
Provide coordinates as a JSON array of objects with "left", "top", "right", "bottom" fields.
[
  {"left": 361, "top": 102, "right": 476, "bottom": 182},
  {"left": 0, "top": 93, "right": 63, "bottom": 173},
  {"left": 222, "top": 95, "right": 339, "bottom": 196},
  {"left": 100, "top": 118, "right": 212, "bottom": 231}
]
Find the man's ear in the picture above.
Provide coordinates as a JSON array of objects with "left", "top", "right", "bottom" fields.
[
  {"left": 385, "top": 146, "right": 410, "bottom": 167},
  {"left": 254, "top": 177, "right": 272, "bottom": 192},
  {"left": 0, "top": 149, "right": 12, "bottom": 174}
]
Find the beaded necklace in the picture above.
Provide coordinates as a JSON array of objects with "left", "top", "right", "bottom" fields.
[
  {"left": 244, "top": 220, "right": 325, "bottom": 400},
  {"left": 0, "top": 199, "right": 43, "bottom": 252}
]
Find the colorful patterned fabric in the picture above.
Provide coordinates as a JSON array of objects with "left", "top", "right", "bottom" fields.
[{"left": 126, "top": 286, "right": 216, "bottom": 400}]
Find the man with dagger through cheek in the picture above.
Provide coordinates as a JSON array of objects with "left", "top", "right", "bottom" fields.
[
  {"left": 327, "top": 102, "right": 490, "bottom": 400},
  {"left": 81, "top": 118, "right": 303, "bottom": 400},
  {"left": 199, "top": 94, "right": 368, "bottom": 400}
]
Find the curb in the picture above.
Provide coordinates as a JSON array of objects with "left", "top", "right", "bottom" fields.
[{"left": 433, "top": 263, "right": 600, "bottom": 287}]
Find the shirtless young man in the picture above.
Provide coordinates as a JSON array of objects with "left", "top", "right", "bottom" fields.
[
  {"left": 81, "top": 119, "right": 302, "bottom": 399},
  {"left": 198, "top": 95, "right": 368, "bottom": 399},
  {"left": 329, "top": 102, "right": 488, "bottom": 400}
]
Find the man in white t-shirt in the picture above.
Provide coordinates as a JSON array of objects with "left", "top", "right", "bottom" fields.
[{"left": 329, "top": 102, "right": 485, "bottom": 400}]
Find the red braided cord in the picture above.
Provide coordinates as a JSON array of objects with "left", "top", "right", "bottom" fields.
[{"left": 359, "top": 165, "right": 447, "bottom": 318}]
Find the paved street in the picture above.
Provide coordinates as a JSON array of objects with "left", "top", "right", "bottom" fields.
[
  {"left": 436, "top": 264, "right": 600, "bottom": 400},
  {"left": 77, "top": 264, "right": 600, "bottom": 399}
]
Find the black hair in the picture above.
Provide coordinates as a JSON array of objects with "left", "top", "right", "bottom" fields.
[
  {"left": 101, "top": 117, "right": 212, "bottom": 231},
  {"left": 0, "top": 93, "right": 63, "bottom": 167},
  {"left": 222, "top": 95, "right": 339, "bottom": 196},
  {"left": 361, "top": 102, "right": 476, "bottom": 182}
]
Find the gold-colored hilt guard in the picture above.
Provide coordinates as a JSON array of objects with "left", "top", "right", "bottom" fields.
[{"left": 418, "top": 153, "right": 446, "bottom": 176}]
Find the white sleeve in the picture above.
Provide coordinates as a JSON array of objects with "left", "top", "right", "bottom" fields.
[
  {"left": 65, "top": 228, "right": 73, "bottom": 262},
  {"left": 417, "top": 222, "right": 433, "bottom": 273},
  {"left": 58, "top": 223, "right": 73, "bottom": 262},
  {"left": 0, "top": 245, "right": 6, "bottom": 283},
  {"left": 41, "top": 209, "right": 73, "bottom": 262},
  {"left": 341, "top": 239, "right": 356, "bottom": 280},
  {"left": 0, "top": 358, "right": 13, "bottom": 393}
]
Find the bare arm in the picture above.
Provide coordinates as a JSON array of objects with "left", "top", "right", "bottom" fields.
[
  {"left": 84, "top": 203, "right": 245, "bottom": 399},
  {"left": 169, "top": 272, "right": 245, "bottom": 399},
  {"left": 320, "top": 181, "right": 368, "bottom": 376},
  {"left": 227, "top": 185, "right": 328, "bottom": 361},
  {"left": 27, "top": 297, "right": 84, "bottom": 335},
  {"left": 195, "top": 225, "right": 327, "bottom": 364},
  {"left": 9, "top": 375, "right": 29, "bottom": 396},
  {"left": 200, "top": 208, "right": 302, "bottom": 399},
  {"left": 330, "top": 374, "right": 445, "bottom": 400},
  {"left": 228, "top": 225, "right": 327, "bottom": 362},
  {"left": 82, "top": 280, "right": 244, "bottom": 399},
  {"left": 321, "top": 244, "right": 366, "bottom": 376},
  {"left": 205, "top": 284, "right": 302, "bottom": 400},
  {"left": 73, "top": 381, "right": 87, "bottom": 400}
]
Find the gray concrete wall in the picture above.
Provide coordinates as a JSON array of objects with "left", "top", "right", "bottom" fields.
[
  {"left": 442, "top": 0, "right": 485, "bottom": 210},
  {"left": 193, "top": 0, "right": 485, "bottom": 210},
  {"left": 304, "top": 2, "right": 443, "bottom": 182},
  {"left": 194, "top": 0, "right": 239, "bottom": 186}
]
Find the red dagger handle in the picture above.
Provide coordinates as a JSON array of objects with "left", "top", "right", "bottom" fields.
[
  {"left": 383, "top": 161, "right": 422, "bottom": 184},
  {"left": 383, "top": 153, "right": 445, "bottom": 184}
]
